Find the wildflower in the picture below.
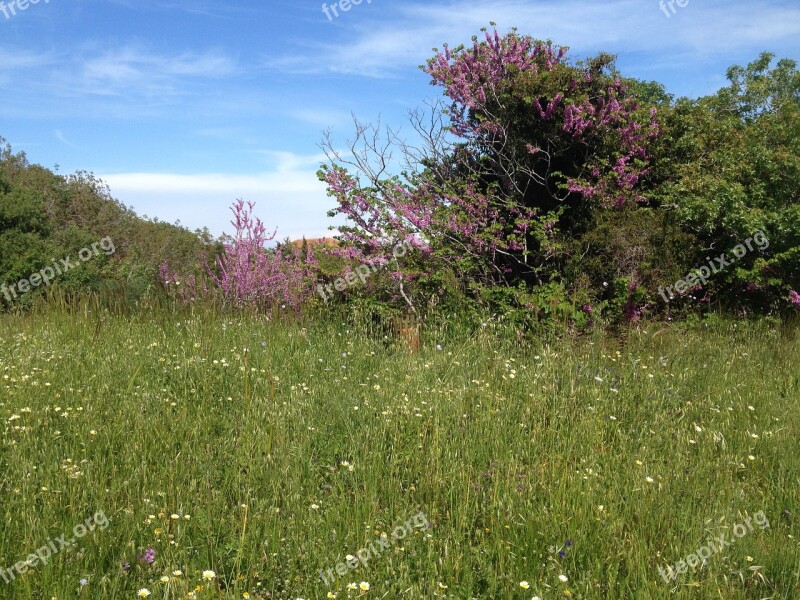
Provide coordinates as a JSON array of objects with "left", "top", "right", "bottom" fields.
[
  {"left": 173, "top": 570, "right": 183, "bottom": 576},
  {"left": 170, "top": 514, "right": 180, "bottom": 520},
  {"left": 79, "top": 578, "right": 88, "bottom": 586},
  {"left": 327, "top": 593, "right": 337, "bottom": 599},
  {"left": 137, "top": 590, "right": 152, "bottom": 598},
  {"left": 520, "top": 581, "right": 531, "bottom": 589},
  {"left": 558, "top": 574, "right": 568, "bottom": 583},
  {"left": 160, "top": 576, "right": 169, "bottom": 583},
  {"left": 202, "top": 570, "right": 216, "bottom": 580},
  {"left": 359, "top": 581, "right": 370, "bottom": 591},
  {"left": 347, "top": 583, "right": 357, "bottom": 590},
  {"left": 645, "top": 476, "right": 654, "bottom": 483}
]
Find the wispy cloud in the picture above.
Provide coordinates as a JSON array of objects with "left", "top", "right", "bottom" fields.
[
  {"left": 269, "top": 0, "right": 800, "bottom": 78},
  {"left": 99, "top": 151, "right": 340, "bottom": 238},
  {"left": 286, "top": 108, "right": 354, "bottom": 129},
  {"left": 99, "top": 0, "right": 257, "bottom": 19},
  {"left": 0, "top": 42, "right": 243, "bottom": 118},
  {"left": 0, "top": 48, "right": 55, "bottom": 72},
  {"left": 76, "top": 46, "right": 238, "bottom": 98},
  {"left": 54, "top": 130, "right": 80, "bottom": 149}
]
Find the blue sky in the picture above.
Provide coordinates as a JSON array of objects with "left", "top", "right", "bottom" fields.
[{"left": 1, "top": 0, "right": 798, "bottom": 240}]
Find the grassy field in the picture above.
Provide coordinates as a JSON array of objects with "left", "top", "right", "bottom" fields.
[{"left": 0, "top": 309, "right": 798, "bottom": 599}]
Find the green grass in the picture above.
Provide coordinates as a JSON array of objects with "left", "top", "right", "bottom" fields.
[{"left": 0, "top": 309, "right": 798, "bottom": 599}]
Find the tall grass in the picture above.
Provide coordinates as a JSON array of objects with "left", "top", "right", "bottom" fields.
[{"left": 0, "top": 309, "right": 797, "bottom": 599}]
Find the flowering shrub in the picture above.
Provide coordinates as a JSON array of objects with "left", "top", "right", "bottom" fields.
[
  {"left": 320, "top": 27, "right": 660, "bottom": 315},
  {"left": 423, "top": 29, "right": 659, "bottom": 209},
  {"left": 161, "top": 200, "right": 317, "bottom": 312}
]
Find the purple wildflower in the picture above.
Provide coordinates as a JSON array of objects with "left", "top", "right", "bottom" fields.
[{"left": 138, "top": 548, "right": 156, "bottom": 565}]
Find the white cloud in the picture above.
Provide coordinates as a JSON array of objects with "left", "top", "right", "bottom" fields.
[
  {"left": 286, "top": 108, "right": 354, "bottom": 128},
  {"left": 100, "top": 152, "right": 343, "bottom": 239},
  {"left": 270, "top": 0, "right": 800, "bottom": 77},
  {"left": 104, "top": 171, "right": 318, "bottom": 195},
  {"left": 54, "top": 130, "right": 80, "bottom": 149},
  {"left": 77, "top": 46, "right": 238, "bottom": 98},
  {"left": 0, "top": 48, "right": 54, "bottom": 72}
]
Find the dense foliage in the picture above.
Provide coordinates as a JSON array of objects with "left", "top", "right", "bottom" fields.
[
  {"left": 651, "top": 52, "right": 800, "bottom": 314},
  {"left": 2, "top": 26, "right": 798, "bottom": 326},
  {"left": 0, "top": 140, "right": 216, "bottom": 310},
  {"left": 318, "top": 28, "right": 800, "bottom": 325}
]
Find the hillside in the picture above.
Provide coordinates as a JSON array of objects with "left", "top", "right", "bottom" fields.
[{"left": 0, "top": 139, "right": 218, "bottom": 308}]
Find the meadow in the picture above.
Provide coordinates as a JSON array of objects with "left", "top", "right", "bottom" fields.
[{"left": 0, "top": 307, "right": 798, "bottom": 599}]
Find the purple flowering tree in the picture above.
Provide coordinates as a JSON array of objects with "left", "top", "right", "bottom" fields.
[
  {"left": 319, "top": 27, "right": 660, "bottom": 310},
  {"left": 161, "top": 200, "right": 317, "bottom": 312}
]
